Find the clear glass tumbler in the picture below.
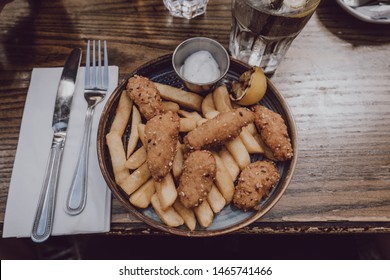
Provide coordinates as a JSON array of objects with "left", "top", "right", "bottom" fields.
[
  {"left": 163, "top": 0, "right": 209, "bottom": 19},
  {"left": 229, "top": 0, "right": 320, "bottom": 74}
]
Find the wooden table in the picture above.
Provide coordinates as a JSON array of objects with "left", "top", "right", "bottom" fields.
[{"left": 1, "top": 0, "right": 390, "bottom": 236}]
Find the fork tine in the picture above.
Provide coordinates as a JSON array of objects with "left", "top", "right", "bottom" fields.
[
  {"left": 103, "top": 40, "right": 109, "bottom": 89},
  {"left": 92, "top": 40, "right": 96, "bottom": 87},
  {"left": 85, "top": 40, "right": 90, "bottom": 88},
  {"left": 97, "top": 40, "right": 102, "bottom": 88}
]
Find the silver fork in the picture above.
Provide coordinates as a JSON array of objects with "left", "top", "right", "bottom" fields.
[{"left": 65, "top": 40, "right": 109, "bottom": 215}]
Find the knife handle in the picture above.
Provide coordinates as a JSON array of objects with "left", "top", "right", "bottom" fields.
[{"left": 31, "top": 134, "right": 65, "bottom": 243}]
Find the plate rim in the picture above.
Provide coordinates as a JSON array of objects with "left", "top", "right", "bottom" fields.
[
  {"left": 336, "top": 0, "right": 390, "bottom": 24},
  {"left": 97, "top": 53, "right": 298, "bottom": 236}
]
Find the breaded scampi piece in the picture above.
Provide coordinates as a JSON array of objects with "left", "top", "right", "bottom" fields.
[
  {"left": 184, "top": 107, "right": 255, "bottom": 150},
  {"left": 233, "top": 161, "right": 280, "bottom": 211},
  {"left": 126, "top": 75, "right": 163, "bottom": 120},
  {"left": 177, "top": 150, "right": 216, "bottom": 208},
  {"left": 253, "top": 105, "right": 293, "bottom": 161},
  {"left": 145, "top": 111, "right": 180, "bottom": 181}
]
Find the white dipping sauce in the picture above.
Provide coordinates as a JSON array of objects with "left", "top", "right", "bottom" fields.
[{"left": 180, "top": 50, "right": 220, "bottom": 84}]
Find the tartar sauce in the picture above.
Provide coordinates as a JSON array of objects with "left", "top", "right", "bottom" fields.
[{"left": 180, "top": 50, "right": 220, "bottom": 84}]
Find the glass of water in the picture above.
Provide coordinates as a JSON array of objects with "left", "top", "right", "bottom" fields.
[
  {"left": 163, "top": 0, "right": 210, "bottom": 19},
  {"left": 229, "top": 0, "right": 321, "bottom": 74}
]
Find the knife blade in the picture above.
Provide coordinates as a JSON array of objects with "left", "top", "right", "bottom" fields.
[{"left": 31, "top": 48, "right": 82, "bottom": 243}]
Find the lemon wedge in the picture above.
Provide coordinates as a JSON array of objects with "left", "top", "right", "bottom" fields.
[{"left": 231, "top": 66, "right": 267, "bottom": 106}]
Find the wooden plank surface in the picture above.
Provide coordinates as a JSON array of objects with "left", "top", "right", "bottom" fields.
[{"left": 1, "top": 0, "right": 390, "bottom": 234}]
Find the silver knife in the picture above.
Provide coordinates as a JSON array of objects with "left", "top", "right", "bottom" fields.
[{"left": 31, "top": 48, "right": 82, "bottom": 243}]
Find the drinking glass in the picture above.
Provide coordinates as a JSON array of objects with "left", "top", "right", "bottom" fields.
[
  {"left": 163, "top": 0, "right": 209, "bottom": 19},
  {"left": 229, "top": 0, "right": 321, "bottom": 74}
]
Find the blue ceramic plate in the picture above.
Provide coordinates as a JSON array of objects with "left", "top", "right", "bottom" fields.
[{"left": 97, "top": 54, "right": 297, "bottom": 236}]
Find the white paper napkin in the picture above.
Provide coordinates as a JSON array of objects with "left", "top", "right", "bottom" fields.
[{"left": 3, "top": 66, "right": 119, "bottom": 238}]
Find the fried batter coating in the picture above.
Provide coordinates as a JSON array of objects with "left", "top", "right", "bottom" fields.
[
  {"left": 233, "top": 160, "right": 280, "bottom": 211},
  {"left": 127, "top": 75, "right": 163, "bottom": 120},
  {"left": 253, "top": 105, "right": 293, "bottom": 161},
  {"left": 145, "top": 111, "right": 180, "bottom": 181},
  {"left": 184, "top": 107, "right": 255, "bottom": 150},
  {"left": 177, "top": 150, "right": 216, "bottom": 208}
]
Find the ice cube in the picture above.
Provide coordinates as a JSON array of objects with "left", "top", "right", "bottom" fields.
[{"left": 280, "top": 0, "right": 307, "bottom": 12}]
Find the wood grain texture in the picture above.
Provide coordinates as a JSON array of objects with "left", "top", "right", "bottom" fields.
[{"left": 1, "top": 0, "right": 390, "bottom": 235}]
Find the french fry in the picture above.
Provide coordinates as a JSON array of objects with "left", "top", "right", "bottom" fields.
[
  {"left": 194, "top": 200, "right": 214, "bottom": 228},
  {"left": 253, "top": 133, "right": 277, "bottom": 161},
  {"left": 119, "top": 161, "right": 151, "bottom": 195},
  {"left": 225, "top": 137, "right": 251, "bottom": 170},
  {"left": 208, "top": 183, "right": 226, "bottom": 214},
  {"left": 154, "top": 173, "right": 177, "bottom": 210},
  {"left": 109, "top": 90, "right": 133, "bottom": 135},
  {"left": 129, "top": 179, "right": 155, "bottom": 208},
  {"left": 212, "top": 87, "right": 251, "bottom": 169},
  {"left": 178, "top": 110, "right": 203, "bottom": 120},
  {"left": 162, "top": 101, "right": 180, "bottom": 112},
  {"left": 151, "top": 194, "right": 184, "bottom": 227},
  {"left": 218, "top": 147, "right": 240, "bottom": 181},
  {"left": 213, "top": 85, "right": 233, "bottom": 113},
  {"left": 173, "top": 199, "right": 197, "bottom": 231},
  {"left": 179, "top": 118, "right": 198, "bottom": 132},
  {"left": 125, "top": 146, "right": 147, "bottom": 170},
  {"left": 154, "top": 82, "right": 203, "bottom": 112},
  {"left": 201, "top": 93, "right": 216, "bottom": 116},
  {"left": 137, "top": 123, "right": 146, "bottom": 146},
  {"left": 212, "top": 152, "right": 235, "bottom": 204},
  {"left": 240, "top": 127, "right": 264, "bottom": 154},
  {"left": 245, "top": 123, "right": 257, "bottom": 135},
  {"left": 205, "top": 110, "right": 219, "bottom": 120},
  {"left": 196, "top": 118, "right": 208, "bottom": 127},
  {"left": 127, "top": 106, "right": 141, "bottom": 158},
  {"left": 172, "top": 142, "right": 184, "bottom": 179},
  {"left": 106, "top": 132, "right": 129, "bottom": 184}
]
